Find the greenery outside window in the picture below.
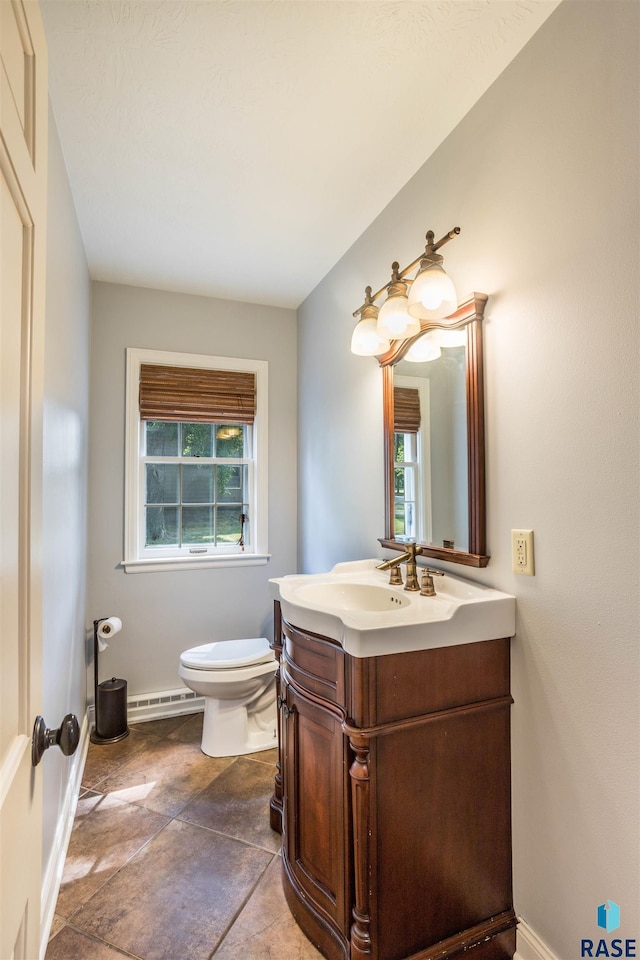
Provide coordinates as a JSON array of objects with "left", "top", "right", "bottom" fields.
[{"left": 124, "top": 349, "right": 269, "bottom": 572}]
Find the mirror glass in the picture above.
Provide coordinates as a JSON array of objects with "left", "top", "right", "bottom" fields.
[
  {"left": 393, "top": 336, "right": 468, "bottom": 551},
  {"left": 380, "top": 294, "right": 488, "bottom": 567}
]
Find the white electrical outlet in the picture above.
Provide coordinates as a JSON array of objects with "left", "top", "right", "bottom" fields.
[{"left": 512, "top": 529, "right": 535, "bottom": 575}]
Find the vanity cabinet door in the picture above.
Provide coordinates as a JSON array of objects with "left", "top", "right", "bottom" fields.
[{"left": 280, "top": 679, "right": 352, "bottom": 959}]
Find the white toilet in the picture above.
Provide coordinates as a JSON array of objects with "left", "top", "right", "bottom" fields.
[{"left": 178, "top": 637, "right": 277, "bottom": 758}]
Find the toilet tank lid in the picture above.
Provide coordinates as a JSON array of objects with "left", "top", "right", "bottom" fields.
[{"left": 180, "top": 638, "right": 273, "bottom": 669}]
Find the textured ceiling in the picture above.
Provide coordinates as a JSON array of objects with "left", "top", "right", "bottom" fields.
[{"left": 41, "top": 0, "right": 560, "bottom": 308}]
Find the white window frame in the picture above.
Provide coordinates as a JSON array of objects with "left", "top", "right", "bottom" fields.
[{"left": 122, "top": 348, "right": 269, "bottom": 573}]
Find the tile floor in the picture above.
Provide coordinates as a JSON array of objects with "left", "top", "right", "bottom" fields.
[{"left": 46, "top": 713, "right": 322, "bottom": 960}]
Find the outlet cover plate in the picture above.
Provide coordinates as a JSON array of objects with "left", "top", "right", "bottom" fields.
[{"left": 512, "top": 529, "right": 535, "bottom": 575}]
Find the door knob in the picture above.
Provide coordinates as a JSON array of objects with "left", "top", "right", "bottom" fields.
[{"left": 31, "top": 713, "right": 80, "bottom": 767}]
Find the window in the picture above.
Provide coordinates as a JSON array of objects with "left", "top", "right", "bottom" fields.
[
  {"left": 393, "top": 377, "right": 431, "bottom": 544},
  {"left": 394, "top": 429, "right": 419, "bottom": 541},
  {"left": 123, "top": 349, "right": 269, "bottom": 572}
]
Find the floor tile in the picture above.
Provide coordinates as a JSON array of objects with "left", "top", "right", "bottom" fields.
[
  {"left": 133, "top": 713, "right": 196, "bottom": 739},
  {"left": 70, "top": 819, "right": 274, "bottom": 960},
  {"left": 95, "top": 736, "right": 232, "bottom": 816},
  {"left": 247, "top": 747, "right": 278, "bottom": 766},
  {"left": 167, "top": 711, "right": 204, "bottom": 747},
  {"left": 48, "top": 916, "right": 66, "bottom": 942},
  {"left": 45, "top": 925, "right": 133, "bottom": 960},
  {"left": 178, "top": 756, "right": 281, "bottom": 852},
  {"left": 55, "top": 793, "right": 169, "bottom": 919},
  {"left": 81, "top": 728, "right": 153, "bottom": 791},
  {"left": 215, "top": 856, "right": 324, "bottom": 959}
]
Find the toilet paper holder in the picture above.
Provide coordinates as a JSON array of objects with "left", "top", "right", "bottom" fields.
[{"left": 90, "top": 617, "right": 130, "bottom": 745}]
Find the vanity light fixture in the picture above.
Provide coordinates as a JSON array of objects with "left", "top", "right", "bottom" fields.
[
  {"left": 377, "top": 263, "right": 421, "bottom": 340},
  {"left": 351, "top": 287, "right": 391, "bottom": 356},
  {"left": 351, "top": 227, "right": 460, "bottom": 356},
  {"left": 407, "top": 230, "right": 459, "bottom": 321}
]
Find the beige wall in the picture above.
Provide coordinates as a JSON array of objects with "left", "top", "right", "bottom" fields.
[
  {"left": 42, "top": 102, "right": 92, "bottom": 883},
  {"left": 297, "top": 2, "right": 639, "bottom": 955},
  {"left": 87, "top": 282, "right": 297, "bottom": 694}
]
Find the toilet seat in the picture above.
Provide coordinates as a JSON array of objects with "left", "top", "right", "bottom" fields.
[{"left": 180, "top": 637, "right": 273, "bottom": 671}]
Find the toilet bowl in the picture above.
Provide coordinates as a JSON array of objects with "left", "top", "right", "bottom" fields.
[{"left": 179, "top": 637, "right": 277, "bottom": 758}]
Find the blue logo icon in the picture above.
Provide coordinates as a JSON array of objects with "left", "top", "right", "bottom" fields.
[{"left": 598, "top": 901, "right": 621, "bottom": 933}]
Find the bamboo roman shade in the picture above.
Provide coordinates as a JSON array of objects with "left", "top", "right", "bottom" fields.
[
  {"left": 139, "top": 364, "right": 256, "bottom": 424},
  {"left": 394, "top": 386, "right": 421, "bottom": 434}
]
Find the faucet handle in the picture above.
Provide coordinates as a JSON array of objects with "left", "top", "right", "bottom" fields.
[{"left": 420, "top": 568, "right": 444, "bottom": 597}]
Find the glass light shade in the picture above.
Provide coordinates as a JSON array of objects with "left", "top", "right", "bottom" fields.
[
  {"left": 428, "top": 327, "right": 467, "bottom": 348},
  {"left": 377, "top": 292, "right": 421, "bottom": 340},
  {"left": 404, "top": 335, "right": 442, "bottom": 363},
  {"left": 407, "top": 263, "right": 457, "bottom": 320},
  {"left": 351, "top": 316, "right": 390, "bottom": 357}
]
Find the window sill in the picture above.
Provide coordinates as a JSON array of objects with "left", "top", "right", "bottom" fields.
[{"left": 121, "top": 553, "right": 271, "bottom": 574}]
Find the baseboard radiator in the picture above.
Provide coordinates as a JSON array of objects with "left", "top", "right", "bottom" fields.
[{"left": 87, "top": 686, "right": 205, "bottom": 727}]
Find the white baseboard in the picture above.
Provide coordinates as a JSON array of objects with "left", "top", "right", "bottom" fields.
[
  {"left": 515, "top": 918, "right": 558, "bottom": 960},
  {"left": 87, "top": 686, "right": 204, "bottom": 728},
  {"left": 39, "top": 712, "right": 90, "bottom": 960}
]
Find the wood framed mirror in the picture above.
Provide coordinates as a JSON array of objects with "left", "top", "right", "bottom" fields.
[{"left": 379, "top": 292, "right": 489, "bottom": 568}]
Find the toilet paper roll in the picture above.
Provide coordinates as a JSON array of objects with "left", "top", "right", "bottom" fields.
[{"left": 98, "top": 616, "right": 122, "bottom": 639}]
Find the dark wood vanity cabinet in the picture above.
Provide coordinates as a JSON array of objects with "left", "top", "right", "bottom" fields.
[{"left": 270, "top": 601, "right": 517, "bottom": 960}]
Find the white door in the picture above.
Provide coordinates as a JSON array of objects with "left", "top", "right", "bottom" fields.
[{"left": 1, "top": 2, "right": 48, "bottom": 957}]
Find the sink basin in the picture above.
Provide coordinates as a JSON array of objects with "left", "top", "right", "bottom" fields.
[
  {"left": 270, "top": 559, "right": 515, "bottom": 658},
  {"left": 294, "top": 581, "right": 410, "bottom": 612}
]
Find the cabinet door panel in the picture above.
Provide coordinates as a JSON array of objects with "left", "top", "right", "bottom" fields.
[
  {"left": 373, "top": 703, "right": 512, "bottom": 960},
  {"left": 282, "top": 686, "right": 351, "bottom": 936}
]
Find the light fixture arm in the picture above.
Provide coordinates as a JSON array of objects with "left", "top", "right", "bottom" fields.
[
  {"left": 352, "top": 227, "right": 460, "bottom": 317},
  {"left": 354, "top": 285, "right": 377, "bottom": 319}
]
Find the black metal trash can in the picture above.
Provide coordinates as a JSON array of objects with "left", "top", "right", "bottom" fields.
[{"left": 93, "top": 677, "right": 129, "bottom": 743}]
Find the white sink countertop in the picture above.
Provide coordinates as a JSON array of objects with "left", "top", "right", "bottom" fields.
[{"left": 269, "top": 559, "right": 516, "bottom": 658}]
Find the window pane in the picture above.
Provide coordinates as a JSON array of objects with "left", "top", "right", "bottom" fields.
[
  {"left": 146, "top": 464, "right": 179, "bottom": 503},
  {"left": 145, "top": 422, "right": 178, "bottom": 456},
  {"left": 394, "top": 467, "right": 405, "bottom": 496},
  {"left": 394, "top": 432, "right": 405, "bottom": 461},
  {"left": 394, "top": 501, "right": 416, "bottom": 540},
  {"left": 394, "top": 502, "right": 407, "bottom": 537},
  {"left": 216, "top": 464, "right": 245, "bottom": 503},
  {"left": 183, "top": 506, "right": 214, "bottom": 545},
  {"left": 215, "top": 425, "right": 246, "bottom": 458},
  {"left": 146, "top": 506, "right": 178, "bottom": 545},
  {"left": 404, "top": 433, "right": 417, "bottom": 460},
  {"left": 181, "top": 423, "right": 213, "bottom": 458},
  {"left": 403, "top": 466, "right": 416, "bottom": 500},
  {"left": 182, "top": 464, "right": 214, "bottom": 503},
  {"left": 216, "top": 505, "right": 243, "bottom": 544}
]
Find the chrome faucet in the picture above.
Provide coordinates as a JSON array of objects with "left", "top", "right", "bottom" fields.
[{"left": 376, "top": 542, "right": 423, "bottom": 591}]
